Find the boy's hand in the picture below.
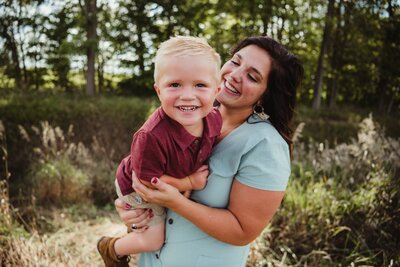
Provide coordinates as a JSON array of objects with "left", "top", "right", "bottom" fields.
[
  {"left": 188, "top": 165, "right": 209, "bottom": 190},
  {"left": 183, "top": 190, "right": 192, "bottom": 198}
]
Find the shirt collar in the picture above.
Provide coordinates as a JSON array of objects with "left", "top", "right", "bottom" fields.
[
  {"left": 247, "top": 113, "right": 270, "bottom": 123},
  {"left": 158, "top": 107, "right": 220, "bottom": 150}
]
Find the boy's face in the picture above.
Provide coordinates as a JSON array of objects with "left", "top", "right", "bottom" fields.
[{"left": 155, "top": 55, "right": 219, "bottom": 134}]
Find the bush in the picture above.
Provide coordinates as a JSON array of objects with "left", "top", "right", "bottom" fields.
[
  {"left": 18, "top": 121, "right": 120, "bottom": 208},
  {"left": 118, "top": 71, "right": 156, "bottom": 97},
  {"left": 29, "top": 158, "right": 90, "bottom": 206},
  {"left": 0, "top": 95, "right": 157, "bottom": 201}
]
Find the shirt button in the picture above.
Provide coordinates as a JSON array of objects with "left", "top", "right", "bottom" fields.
[
  {"left": 168, "top": 218, "right": 174, "bottom": 224},
  {"left": 194, "top": 139, "right": 199, "bottom": 144},
  {"left": 155, "top": 253, "right": 159, "bottom": 259}
]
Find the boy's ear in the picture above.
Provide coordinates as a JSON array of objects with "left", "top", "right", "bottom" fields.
[{"left": 154, "top": 83, "right": 161, "bottom": 96}]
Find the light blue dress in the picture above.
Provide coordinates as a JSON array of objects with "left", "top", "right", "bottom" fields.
[{"left": 138, "top": 114, "right": 291, "bottom": 267}]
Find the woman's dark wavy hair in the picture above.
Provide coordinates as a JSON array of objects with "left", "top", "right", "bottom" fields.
[{"left": 232, "top": 36, "right": 304, "bottom": 154}]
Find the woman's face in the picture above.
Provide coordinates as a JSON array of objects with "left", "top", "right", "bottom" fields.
[{"left": 217, "top": 45, "right": 271, "bottom": 114}]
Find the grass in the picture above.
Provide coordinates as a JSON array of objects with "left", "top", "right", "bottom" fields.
[
  {"left": 1, "top": 207, "right": 138, "bottom": 266},
  {"left": 0, "top": 94, "right": 399, "bottom": 266}
]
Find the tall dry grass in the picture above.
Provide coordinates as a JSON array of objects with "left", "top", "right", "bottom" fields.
[
  {"left": 1, "top": 115, "right": 399, "bottom": 267},
  {"left": 17, "top": 121, "right": 117, "bottom": 207},
  {"left": 2, "top": 218, "right": 137, "bottom": 266},
  {"left": 247, "top": 115, "right": 400, "bottom": 266}
]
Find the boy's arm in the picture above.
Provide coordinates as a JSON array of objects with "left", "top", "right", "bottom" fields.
[
  {"left": 159, "top": 165, "right": 209, "bottom": 191},
  {"left": 139, "top": 174, "right": 190, "bottom": 191},
  {"left": 159, "top": 175, "right": 192, "bottom": 191}
]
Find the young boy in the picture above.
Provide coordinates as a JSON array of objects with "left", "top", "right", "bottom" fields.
[{"left": 97, "top": 36, "right": 222, "bottom": 266}]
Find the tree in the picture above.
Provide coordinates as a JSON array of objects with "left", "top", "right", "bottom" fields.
[
  {"left": 377, "top": 0, "right": 400, "bottom": 113},
  {"left": 0, "top": 0, "right": 32, "bottom": 90},
  {"left": 327, "top": 0, "right": 346, "bottom": 108},
  {"left": 79, "top": 0, "right": 97, "bottom": 96},
  {"left": 44, "top": 4, "right": 76, "bottom": 92},
  {"left": 312, "top": 0, "right": 335, "bottom": 110}
]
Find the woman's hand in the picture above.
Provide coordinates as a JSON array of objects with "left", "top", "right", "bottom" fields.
[
  {"left": 114, "top": 198, "right": 152, "bottom": 232},
  {"left": 131, "top": 171, "right": 184, "bottom": 209}
]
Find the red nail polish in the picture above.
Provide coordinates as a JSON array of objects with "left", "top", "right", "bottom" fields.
[
  {"left": 150, "top": 213, "right": 154, "bottom": 218},
  {"left": 151, "top": 177, "right": 158, "bottom": 184},
  {"left": 125, "top": 203, "right": 131, "bottom": 209}
]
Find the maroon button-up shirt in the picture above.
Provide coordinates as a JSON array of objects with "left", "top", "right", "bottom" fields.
[{"left": 116, "top": 107, "right": 222, "bottom": 195}]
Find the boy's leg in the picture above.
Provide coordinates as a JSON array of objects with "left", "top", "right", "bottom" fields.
[
  {"left": 114, "top": 221, "right": 165, "bottom": 255},
  {"left": 97, "top": 237, "right": 130, "bottom": 267}
]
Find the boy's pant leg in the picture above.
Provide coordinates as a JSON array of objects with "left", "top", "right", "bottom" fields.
[{"left": 115, "top": 180, "right": 165, "bottom": 227}]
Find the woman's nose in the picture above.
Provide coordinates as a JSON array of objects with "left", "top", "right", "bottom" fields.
[{"left": 229, "top": 67, "right": 242, "bottom": 83}]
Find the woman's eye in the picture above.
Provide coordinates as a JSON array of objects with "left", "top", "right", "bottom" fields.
[
  {"left": 170, "top": 83, "right": 180, "bottom": 87},
  {"left": 248, "top": 74, "right": 257, "bottom": 82},
  {"left": 196, "top": 83, "right": 207, "bottom": 88},
  {"left": 230, "top": 60, "right": 239, "bottom": 66}
]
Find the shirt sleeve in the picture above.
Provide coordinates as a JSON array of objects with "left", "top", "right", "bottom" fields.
[
  {"left": 115, "top": 155, "right": 134, "bottom": 195},
  {"left": 131, "top": 130, "right": 166, "bottom": 182},
  {"left": 235, "top": 139, "right": 290, "bottom": 191}
]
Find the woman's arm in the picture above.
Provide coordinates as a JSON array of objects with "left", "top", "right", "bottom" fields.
[{"left": 133, "top": 175, "right": 284, "bottom": 246}]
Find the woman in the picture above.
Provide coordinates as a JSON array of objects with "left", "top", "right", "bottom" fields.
[{"left": 116, "top": 36, "right": 304, "bottom": 267}]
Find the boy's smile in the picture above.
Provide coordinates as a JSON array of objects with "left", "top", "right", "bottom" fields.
[{"left": 155, "top": 55, "right": 218, "bottom": 137}]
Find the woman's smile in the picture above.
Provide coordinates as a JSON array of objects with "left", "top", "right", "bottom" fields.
[{"left": 223, "top": 79, "right": 240, "bottom": 96}]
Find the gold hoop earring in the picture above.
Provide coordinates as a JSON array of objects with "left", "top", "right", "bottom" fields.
[{"left": 253, "top": 103, "right": 269, "bottom": 120}]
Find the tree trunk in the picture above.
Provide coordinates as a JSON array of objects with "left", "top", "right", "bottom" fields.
[
  {"left": 377, "top": 0, "right": 395, "bottom": 112},
  {"left": 97, "top": 54, "right": 104, "bottom": 93},
  {"left": 17, "top": 6, "right": 28, "bottom": 89},
  {"left": 312, "top": 0, "right": 335, "bottom": 110},
  {"left": 136, "top": 2, "right": 146, "bottom": 75},
  {"left": 328, "top": 0, "right": 344, "bottom": 109},
  {"left": 262, "top": 0, "right": 272, "bottom": 35},
  {"left": 1, "top": 21, "right": 22, "bottom": 89},
  {"left": 386, "top": 92, "right": 395, "bottom": 113},
  {"left": 85, "top": 0, "right": 97, "bottom": 96}
]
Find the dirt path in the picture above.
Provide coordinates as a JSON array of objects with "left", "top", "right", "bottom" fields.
[{"left": 3, "top": 218, "right": 138, "bottom": 266}]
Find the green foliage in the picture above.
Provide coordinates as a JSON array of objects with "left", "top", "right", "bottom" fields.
[
  {"left": 1, "top": 1, "right": 399, "bottom": 110},
  {"left": 293, "top": 105, "right": 400, "bottom": 144},
  {"left": 118, "top": 72, "right": 156, "bottom": 97}
]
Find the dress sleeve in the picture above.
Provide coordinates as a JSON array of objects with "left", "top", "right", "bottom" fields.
[
  {"left": 131, "top": 130, "right": 166, "bottom": 182},
  {"left": 235, "top": 139, "right": 290, "bottom": 191}
]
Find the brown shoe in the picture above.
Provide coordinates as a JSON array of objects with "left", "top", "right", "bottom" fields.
[{"left": 97, "top": 236, "right": 130, "bottom": 267}]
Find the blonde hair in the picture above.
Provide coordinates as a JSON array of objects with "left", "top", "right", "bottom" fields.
[{"left": 154, "top": 36, "right": 221, "bottom": 84}]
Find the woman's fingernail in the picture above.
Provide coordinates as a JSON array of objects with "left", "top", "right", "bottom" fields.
[
  {"left": 151, "top": 177, "right": 158, "bottom": 184},
  {"left": 125, "top": 203, "right": 131, "bottom": 209},
  {"left": 150, "top": 213, "right": 154, "bottom": 218}
]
